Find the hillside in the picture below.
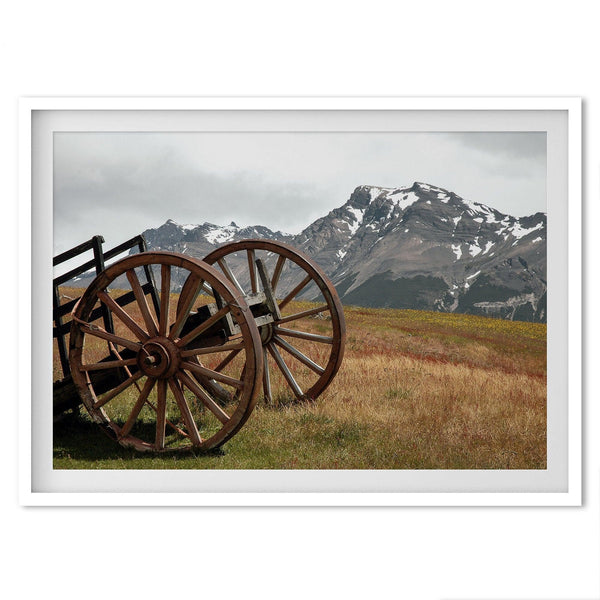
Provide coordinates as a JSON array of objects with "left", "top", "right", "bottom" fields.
[{"left": 54, "top": 301, "right": 547, "bottom": 470}]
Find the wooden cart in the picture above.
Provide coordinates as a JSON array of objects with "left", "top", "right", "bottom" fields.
[{"left": 53, "top": 235, "right": 345, "bottom": 452}]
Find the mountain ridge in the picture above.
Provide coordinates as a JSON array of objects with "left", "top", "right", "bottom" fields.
[{"left": 140, "top": 182, "right": 547, "bottom": 322}]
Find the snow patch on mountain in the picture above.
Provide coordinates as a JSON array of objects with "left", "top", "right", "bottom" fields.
[
  {"left": 204, "top": 223, "right": 239, "bottom": 244},
  {"left": 458, "top": 195, "right": 499, "bottom": 220},
  {"left": 510, "top": 220, "right": 544, "bottom": 239},
  {"left": 367, "top": 186, "right": 394, "bottom": 201},
  {"left": 468, "top": 242, "right": 482, "bottom": 257},
  {"left": 346, "top": 207, "right": 365, "bottom": 234},
  {"left": 483, "top": 241, "right": 494, "bottom": 254}
]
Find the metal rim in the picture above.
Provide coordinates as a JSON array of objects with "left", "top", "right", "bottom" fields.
[
  {"left": 69, "top": 251, "right": 263, "bottom": 452},
  {"left": 203, "top": 239, "right": 346, "bottom": 403}
]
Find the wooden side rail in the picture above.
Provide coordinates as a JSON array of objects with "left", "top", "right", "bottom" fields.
[{"left": 52, "top": 234, "right": 155, "bottom": 383}]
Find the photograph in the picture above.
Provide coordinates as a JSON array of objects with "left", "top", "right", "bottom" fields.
[{"left": 51, "top": 126, "right": 549, "bottom": 471}]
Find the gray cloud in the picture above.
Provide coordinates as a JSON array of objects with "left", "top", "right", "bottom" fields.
[
  {"left": 53, "top": 131, "right": 547, "bottom": 254},
  {"left": 446, "top": 132, "right": 546, "bottom": 178},
  {"left": 450, "top": 132, "right": 546, "bottom": 160}
]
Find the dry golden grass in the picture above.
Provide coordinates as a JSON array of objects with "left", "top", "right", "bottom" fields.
[
  {"left": 53, "top": 288, "right": 546, "bottom": 469},
  {"left": 306, "top": 306, "right": 546, "bottom": 469},
  {"left": 311, "top": 356, "right": 545, "bottom": 468}
]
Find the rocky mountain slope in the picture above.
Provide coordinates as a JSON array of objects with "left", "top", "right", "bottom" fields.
[
  {"left": 141, "top": 219, "right": 292, "bottom": 256},
  {"left": 294, "top": 182, "right": 546, "bottom": 322},
  {"left": 139, "top": 182, "right": 546, "bottom": 322}
]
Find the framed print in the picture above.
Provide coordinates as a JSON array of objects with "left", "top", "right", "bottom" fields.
[{"left": 19, "top": 97, "right": 581, "bottom": 505}]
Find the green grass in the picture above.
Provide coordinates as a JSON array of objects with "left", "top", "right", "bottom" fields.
[
  {"left": 52, "top": 402, "right": 458, "bottom": 470},
  {"left": 54, "top": 405, "right": 371, "bottom": 469}
]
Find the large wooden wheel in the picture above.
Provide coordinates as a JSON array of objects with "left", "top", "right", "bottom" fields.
[
  {"left": 203, "top": 240, "right": 345, "bottom": 403},
  {"left": 69, "top": 252, "right": 263, "bottom": 452}
]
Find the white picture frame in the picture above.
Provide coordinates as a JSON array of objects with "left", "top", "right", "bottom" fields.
[{"left": 19, "top": 97, "right": 582, "bottom": 506}]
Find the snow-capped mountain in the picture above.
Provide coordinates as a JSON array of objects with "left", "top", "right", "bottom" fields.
[
  {"left": 293, "top": 183, "right": 546, "bottom": 321},
  {"left": 141, "top": 218, "right": 292, "bottom": 258},
  {"left": 137, "top": 182, "right": 547, "bottom": 322}
]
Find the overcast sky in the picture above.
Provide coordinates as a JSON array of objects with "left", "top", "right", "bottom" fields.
[{"left": 53, "top": 131, "right": 546, "bottom": 254}]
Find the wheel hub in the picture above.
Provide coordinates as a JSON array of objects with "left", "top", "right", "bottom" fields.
[
  {"left": 259, "top": 323, "right": 274, "bottom": 345},
  {"left": 137, "top": 337, "right": 180, "bottom": 379}
]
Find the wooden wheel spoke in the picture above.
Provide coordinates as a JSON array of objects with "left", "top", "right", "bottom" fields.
[
  {"left": 180, "top": 341, "right": 245, "bottom": 358},
  {"left": 159, "top": 264, "right": 171, "bottom": 336},
  {"left": 278, "top": 274, "right": 313, "bottom": 310},
  {"left": 266, "top": 343, "right": 304, "bottom": 400},
  {"left": 93, "top": 371, "right": 144, "bottom": 409},
  {"left": 171, "top": 274, "right": 204, "bottom": 339},
  {"left": 217, "top": 258, "right": 244, "bottom": 293},
  {"left": 273, "top": 326, "right": 334, "bottom": 344},
  {"left": 80, "top": 357, "right": 138, "bottom": 372},
  {"left": 262, "top": 347, "right": 272, "bottom": 404},
  {"left": 247, "top": 249, "right": 258, "bottom": 293},
  {"left": 271, "top": 255, "right": 286, "bottom": 292},
  {"left": 141, "top": 393, "right": 189, "bottom": 440},
  {"left": 97, "top": 290, "right": 149, "bottom": 341},
  {"left": 77, "top": 321, "right": 142, "bottom": 352},
  {"left": 273, "top": 335, "right": 325, "bottom": 375},
  {"left": 276, "top": 304, "right": 330, "bottom": 324},
  {"left": 168, "top": 378, "right": 202, "bottom": 446},
  {"left": 126, "top": 269, "right": 158, "bottom": 336},
  {"left": 176, "top": 304, "right": 231, "bottom": 348},
  {"left": 185, "top": 356, "right": 235, "bottom": 404},
  {"left": 108, "top": 344, "right": 142, "bottom": 396},
  {"left": 256, "top": 258, "right": 281, "bottom": 320},
  {"left": 214, "top": 348, "right": 242, "bottom": 372},
  {"left": 155, "top": 379, "right": 168, "bottom": 450},
  {"left": 181, "top": 360, "right": 245, "bottom": 390},
  {"left": 178, "top": 370, "right": 231, "bottom": 425},
  {"left": 164, "top": 420, "right": 189, "bottom": 439},
  {"left": 120, "top": 377, "right": 156, "bottom": 439},
  {"left": 201, "top": 282, "right": 214, "bottom": 295},
  {"left": 195, "top": 376, "right": 233, "bottom": 405}
]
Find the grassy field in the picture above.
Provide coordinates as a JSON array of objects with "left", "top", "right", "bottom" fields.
[{"left": 54, "top": 299, "right": 546, "bottom": 470}]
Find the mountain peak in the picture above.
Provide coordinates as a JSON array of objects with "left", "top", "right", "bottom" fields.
[
  {"left": 412, "top": 181, "right": 443, "bottom": 191},
  {"left": 353, "top": 182, "right": 456, "bottom": 203},
  {"left": 162, "top": 218, "right": 201, "bottom": 232},
  {"left": 348, "top": 185, "right": 378, "bottom": 209}
]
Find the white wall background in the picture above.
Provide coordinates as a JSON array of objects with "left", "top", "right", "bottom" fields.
[{"left": 2, "top": 2, "right": 597, "bottom": 599}]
